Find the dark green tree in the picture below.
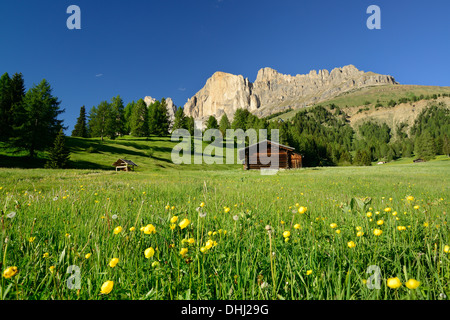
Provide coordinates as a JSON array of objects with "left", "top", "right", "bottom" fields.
[
  {"left": 185, "top": 116, "right": 195, "bottom": 136},
  {"left": 443, "top": 134, "right": 450, "bottom": 157},
  {"left": 72, "top": 106, "right": 88, "bottom": 137},
  {"left": 0, "top": 73, "right": 11, "bottom": 141},
  {"left": 123, "top": 101, "right": 135, "bottom": 135},
  {"left": 130, "top": 99, "right": 149, "bottom": 137},
  {"left": 219, "top": 113, "right": 231, "bottom": 137},
  {"left": 172, "top": 107, "right": 187, "bottom": 132},
  {"left": 205, "top": 115, "right": 219, "bottom": 131},
  {"left": 88, "top": 101, "right": 114, "bottom": 141},
  {"left": 11, "top": 79, "right": 64, "bottom": 157},
  {"left": 354, "top": 149, "right": 372, "bottom": 166},
  {"left": 110, "top": 95, "right": 126, "bottom": 137},
  {"left": 414, "top": 131, "right": 436, "bottom": 160},
  {"left": 45, "top": 128, "right": 71, "bottom": 169},
  {"left": 148, "top": 98, "right": 170, "bottom": 136}
]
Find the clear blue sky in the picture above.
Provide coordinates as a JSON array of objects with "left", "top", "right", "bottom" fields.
[{"left": 1, "top": 0, "right": 449, "bottom": 133}]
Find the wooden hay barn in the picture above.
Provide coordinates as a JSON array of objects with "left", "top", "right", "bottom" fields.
[
  {"left": 112, "top": 159, "right": 138, "bottom": 172},
  {"left": 238, "top": 140, "right": 303, "bottom": 170}
]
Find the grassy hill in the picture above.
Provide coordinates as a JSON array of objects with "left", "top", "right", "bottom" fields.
[
  {"left": 0, "top": 136, "right": 242, "bottom": 172},
  {"left": 271, "top": 84, "right": 450, "bottom": 123}
]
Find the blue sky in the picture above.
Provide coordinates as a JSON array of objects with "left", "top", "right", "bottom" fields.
[{"left": 0, "top": 0, "right": 449, "bottom": 133}]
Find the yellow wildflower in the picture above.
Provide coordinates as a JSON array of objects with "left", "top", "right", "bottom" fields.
[
  {"left": 100, "top": 281, "right": 114, "bottom": 294},
  {"left": 179, "top": 219, "right": 190, "bottom": 230},
  {"left": 109, "top": 258, "right": 119, "bottom": 268},
  {"left": 144, "top": 247, "right": 155, "bottom": 259},
  {"left": 144, "top": 224, "right": 156, "bottom": 234},
  {"left": 180, "top": 248, "right": 188, "bottom": 257},
  {"left": 405, "top": 279, "right": 420, "bottom": 290},
  {"left": 387, "top": 277, "right": 402, "bottom": 289},
  {"left": 298, "top": 206, "right": 307, "bottom": 214},
  {"left": 3, "top": 267, "right": 18, "bottom": 279},
  {"left": 373, "top": 229, "right": 383, "bottom": 236}
]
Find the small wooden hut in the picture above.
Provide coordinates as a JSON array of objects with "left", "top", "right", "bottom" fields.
[
  {"left": 112, "top": 159, "right": 138, "bottom": 172},
  {"left": 238, "top": 140, "right": 303, "bottom": 170}
]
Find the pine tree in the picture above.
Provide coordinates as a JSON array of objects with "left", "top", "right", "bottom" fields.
[
  {"left": 123, "top": 101, "right": 135, "bottom": 135},
  {"left": 148, "top": 98, "right": 170, "bottom": 136},
  {"left": 205, "top": 115, "right": 218, "bottom": 131},
  {"left": 130, "top": 99, "right": 149, "bottom": 137},
  {"left": 185, "top": 116, "right": 195, "bottom": 136},
  {"left": 11, "top": 79, "right": 64, "bottom": 157},
  {"left": 172, "top": 107, "right": 187, "bottom": 132},
  {"left": 72, "top": 106, "right": 88, "bottom": 137},
  {"left": 0, "top": 73, "right": 11, "bottom": 141},
  {"left": 88, "top": 101, "right": 114, "bottom": 141},
  {"left": 414, "top": 131, "right": 436, "bottom": 160},
  {"left": 45, "top": 128, "right": 71, "bottom": 169},
  {"left": 219, "top": 113, "right": 231, "bottom": 137},
  {"left": 110, "top": 95, "right": 125, "bottom": 137},
  {"left": 9, "top": 73, "right": 26, "bottom": 140},
  {"left": 443, "top": 134, "right": 450, "bottom": 157}
]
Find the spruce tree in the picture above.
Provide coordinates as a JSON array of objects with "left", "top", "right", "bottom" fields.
[
  {"left": 45, "top": 128, "right": 71, "bottom": 169},
  {"left": 414, "top": 131, "right": 436, "bottom": 160},
  {"left": 88, "top": 101, "right": 114, "bottom": 141},
  {"left": 0, "top": 73, "right": 11, "bottom": 141},
  {"left": 219, "top": 113, "right": 231, "bottom": 137},
  {"left": 443, "top": 134, "right": 450, "bottom": 157},
  {"left": 205, "top": 115, "right": 219, "bottom": 131},
  {"left": 148, "top": 98, "right": 170, "bottom": 136},
  {"left": 11, "top": 79, "right": 64, "bottom": 157},
  {"left": 172, "top": 107, "right": 187, "bottom": 132},
  {"left": 110, "top": 95, "right": 125, "bottom": 137},
  {"left": 130, "top": 99, "right": 149, "bottom": 137},
  {"left": 123, "top": 101, "right": 135, "bottom": 135},
  {"left": 72, "top": 106, "right": 88, "bottom": 137}
]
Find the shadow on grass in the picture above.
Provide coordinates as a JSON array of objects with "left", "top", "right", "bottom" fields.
[
  {"left": 68, "top": 160, "right": 112, "bottom": 170},
  {"left": 0, "top": 154, "right": 47, "bottom": 169},
  {"left": 67, "top": 137, "right": 174, "bottom": 159}
]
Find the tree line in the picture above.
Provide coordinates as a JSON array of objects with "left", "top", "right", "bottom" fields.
[
  {"left": 72, "top": 97, "right": 174, "bottom": 140},
  {"left": 0, "top": 72, "right": 67, "bottom": 163},
  {"left": 201, "top": 103, "right": 449, "bottom": 167}
]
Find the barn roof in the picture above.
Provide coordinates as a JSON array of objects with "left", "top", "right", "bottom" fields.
[
  {"left": 112, "top": 159, "right": 138, "bottom": 167},
  {"left": 238, "top": 140, "right": 296, "bottom": 160}
]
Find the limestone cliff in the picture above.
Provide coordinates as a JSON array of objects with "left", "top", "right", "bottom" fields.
[{"left": 183, "top": 65, "right": 397, "bottom": 120}]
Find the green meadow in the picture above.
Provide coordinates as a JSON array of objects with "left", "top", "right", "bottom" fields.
[{"left": 0, "top": 137, "right": 449, "bottom": 300}]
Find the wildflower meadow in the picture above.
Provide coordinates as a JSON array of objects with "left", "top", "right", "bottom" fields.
[{"left": 1, "top": 160, "right": 449, "bottom": 300}]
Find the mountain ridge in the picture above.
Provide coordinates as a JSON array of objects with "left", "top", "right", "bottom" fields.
[{"left": 182, "top": 65, "right": 397, "bottom": 121}]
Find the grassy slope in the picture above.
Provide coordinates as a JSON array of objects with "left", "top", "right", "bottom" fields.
[
  {"left": 272, "top": 84, "right": 450, "bottom": 122},
  {"left": 0, "top": 136, "right": 242, "bottom": 172}
]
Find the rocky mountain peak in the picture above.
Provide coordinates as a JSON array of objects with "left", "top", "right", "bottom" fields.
[{"left": 183, "top": 65, "right": 397, "bottom": 121}]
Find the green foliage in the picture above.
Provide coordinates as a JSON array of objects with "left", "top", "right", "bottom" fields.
[
  {"left": 45, "top": 128, "right": 71, "bottom": 169},
  {"left": 9, "top": 79, "right": 64, "bottom": 157},
  {"left": 88, "top": 101, "right": 116, "bottom": 140},
  {"left": 353, "top": 149, "right": 372, "bottom": 166},
  {"left": 414, "top": 131, "right": 436, "bottom": 160},
  {"left": 72, "top": 106, "right": 88, "bottom": 138},
  {"left": 205, "top": 115, "right": 219, "bottom": 131},
  {"left": 110, "top": 95, "right": 126, "bottom": 137},
  {"left": 148, "top": 98, "right": 170, "bottom": 136},
  {"left": 130, "top": 99, "right": 149, "bottom": 137},
  {"left": 172, "top": 107, "right": 187, "bottom": 132},
  {"left": 0, "top": 72, "right": 26, "bottom": 142},
  {"left": 218, "top": 113, "right": 231, "bottom": 137}
]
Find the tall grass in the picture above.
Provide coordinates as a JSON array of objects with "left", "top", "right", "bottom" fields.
[{"left": 0, "top": 161, "right": 448, "bottom": 300}]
